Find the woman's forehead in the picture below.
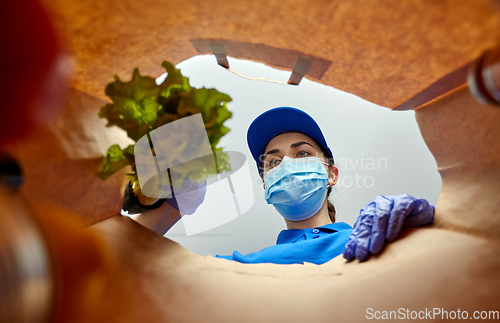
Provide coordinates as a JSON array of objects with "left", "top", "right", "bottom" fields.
[{"left": 264, "top": 132, "right": 317, "bottom": 152}]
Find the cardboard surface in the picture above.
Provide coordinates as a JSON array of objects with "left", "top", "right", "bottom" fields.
[
  {"left": 2, "top": 2, "right": 500, "bottom": 320},
  {"left": 3, "top": 88, "right": 133, "bottom": 226},
  {"left": 40, "top": 0, "right": 500, "bottom": 108}
]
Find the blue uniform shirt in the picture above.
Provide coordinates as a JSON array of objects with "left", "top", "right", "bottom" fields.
[{"left": 214, "top": 222, "right": 353, "bottom": 265}]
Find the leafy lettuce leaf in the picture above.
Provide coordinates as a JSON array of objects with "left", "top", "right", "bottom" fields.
[
  {"left": 174, "top": 87, "right": 232, "bottom": 151},
  {"left": 98, "top": 61, "right": 233, "bottom": 193},
  {"left": 99, "top": 144, "right": 135, "bottom": 180}
]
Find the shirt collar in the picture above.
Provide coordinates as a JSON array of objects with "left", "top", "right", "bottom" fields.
[{"left": 276, "top": 222, "right": 353, "bottom": 245}]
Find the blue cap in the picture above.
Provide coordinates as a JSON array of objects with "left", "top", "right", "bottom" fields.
[{"left": 247, "top": 107, "right": 334, "bottom": 177}]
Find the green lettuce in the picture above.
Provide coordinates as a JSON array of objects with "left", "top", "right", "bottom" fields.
[{"left": 98, "top": 61, "right": 232, "bottom": 193}]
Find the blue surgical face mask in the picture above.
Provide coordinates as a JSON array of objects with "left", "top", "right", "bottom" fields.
[{"left": 264, "top": 156, "right": 330, "bottom": 221}]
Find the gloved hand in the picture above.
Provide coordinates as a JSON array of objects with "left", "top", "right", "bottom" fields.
[
  {"left": 165, "top": 177, "right": 207, "bottom": 215},
  {"left": 343, "top": 194, "right": 435, "bottom": 262}
]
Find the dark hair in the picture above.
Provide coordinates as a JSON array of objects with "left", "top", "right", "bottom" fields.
[{"left": 259, "top": 133, "right": 336, "bottom": 223}]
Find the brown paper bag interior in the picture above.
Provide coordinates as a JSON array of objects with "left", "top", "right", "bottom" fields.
[{"left": 2, "top": 0, "right": 500, "bottom": 321}]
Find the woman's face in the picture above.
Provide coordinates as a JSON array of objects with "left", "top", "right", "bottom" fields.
[{"left": 261, "top": 132, "right": 338, "bottom": 187}]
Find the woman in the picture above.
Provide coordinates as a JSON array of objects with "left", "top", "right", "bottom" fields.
[{"left": 129, "top": 106, "right": 435, "bottom": 264}]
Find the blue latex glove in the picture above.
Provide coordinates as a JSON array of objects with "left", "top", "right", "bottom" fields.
[
  {"left": 165, "top": 177, "right": 207, "bottom": 215},
  {"left": 343, "top": 194, "right": 435, "bottom": 262}
]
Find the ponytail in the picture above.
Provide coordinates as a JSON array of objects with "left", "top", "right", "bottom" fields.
[{"left": 326, "top": 185, "right": 336, "bottom": 223}]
